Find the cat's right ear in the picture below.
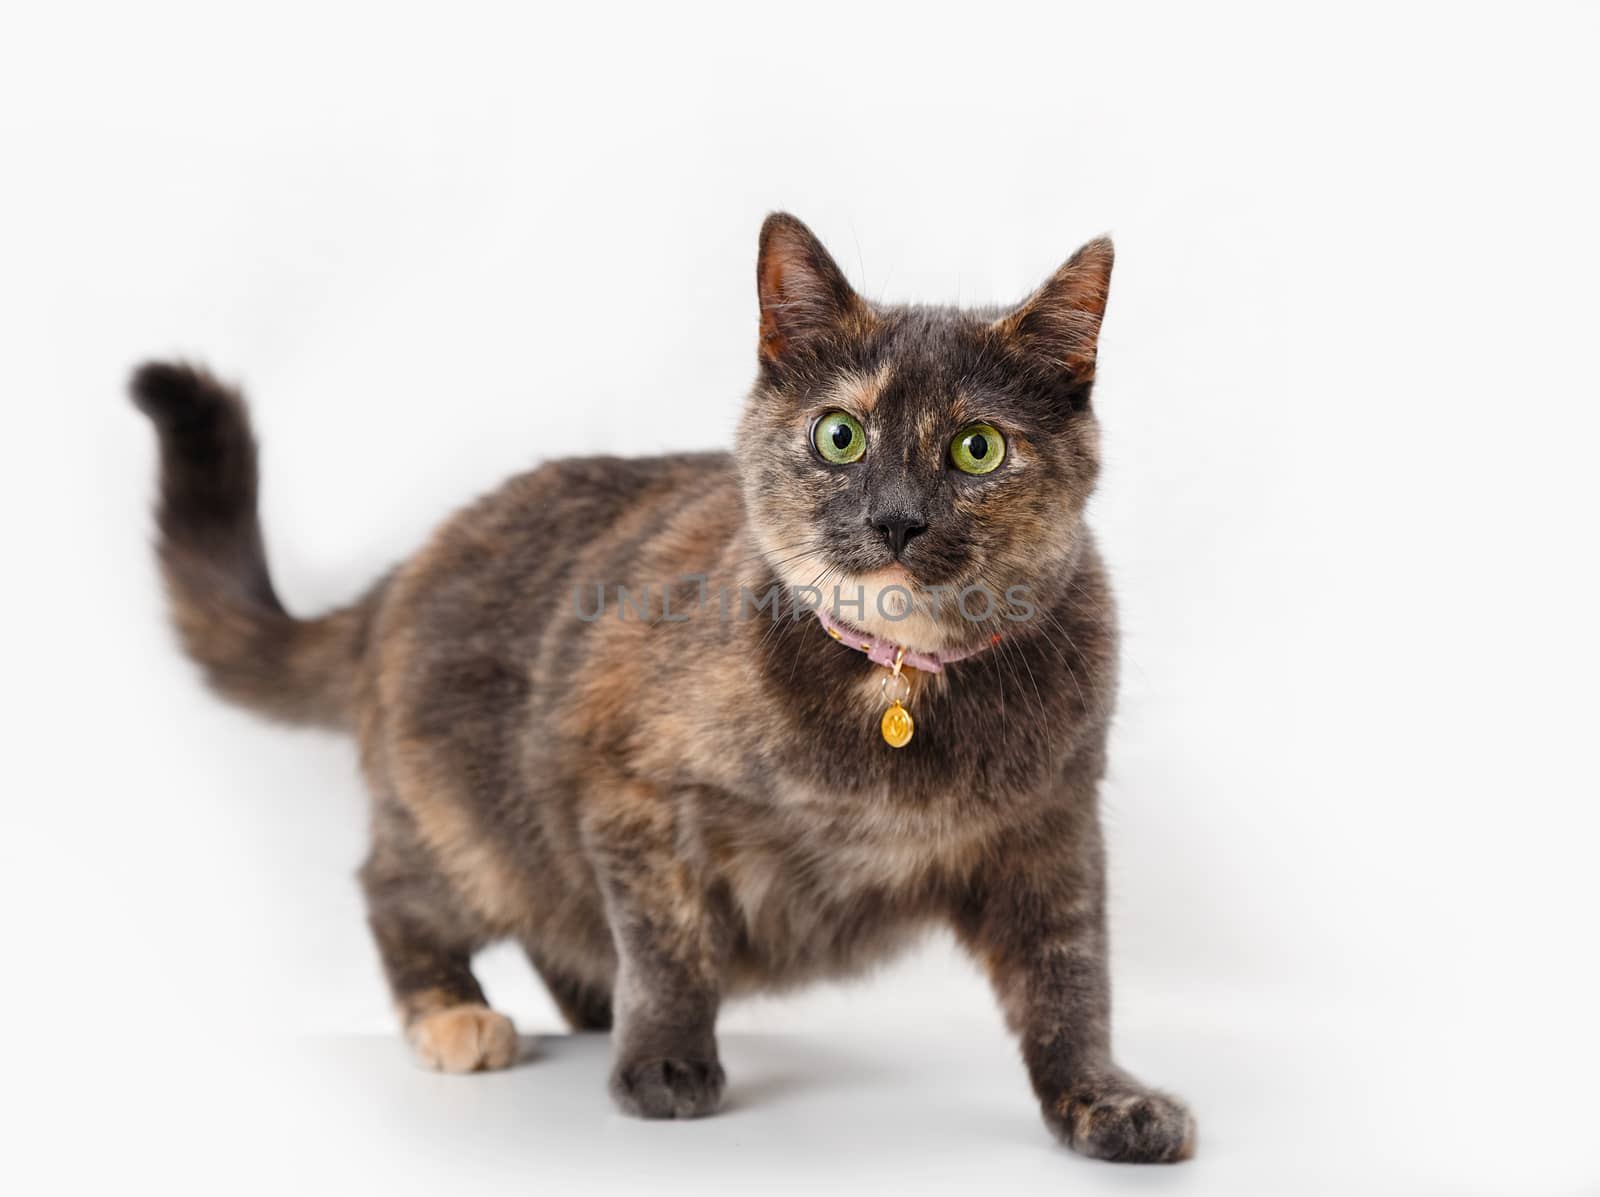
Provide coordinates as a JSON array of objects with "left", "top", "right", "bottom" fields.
[{"left": 757, "top": 213, "right": 869, "bottom": 365}]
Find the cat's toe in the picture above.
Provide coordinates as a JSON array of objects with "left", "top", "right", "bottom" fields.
[
  {"left": 1049, "top": 1085, "right": 1195, "bottom": 1163},
  {"left": 406, "top": 1003, "right": 520, "bottom": 1073},
  {"left": 610, "top": 1055, "right": 726, "bottom": 1119}
]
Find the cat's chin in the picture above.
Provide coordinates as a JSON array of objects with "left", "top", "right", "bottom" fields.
[{"left": 809, "top": 565, "right": 972, "bottom": 653}]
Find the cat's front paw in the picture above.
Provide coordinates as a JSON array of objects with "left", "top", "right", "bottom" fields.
[
  {"left": 1046, "top": 1082, "right": 1195, "bottom": 1163},
  {"left": 406, "top": 1003, "right": 520, "bottom": 1073},
  {"left": 610, "top": 1055, "right": 726, "bottom": 1119}
]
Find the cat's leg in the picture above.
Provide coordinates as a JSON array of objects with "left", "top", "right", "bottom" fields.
[
  {"left": 359, "top": 808, "right": 519, "bottom": 1073},
  {"left": 955, "top": 794, "right": 1194, "bottom": 1163},
  {"left": 581, "top": 778, "right": 727, "bottom": 1118},
  {"left": 526, "top": 947, "right": 614, "bottom": 1031},
  {"left": 368, "top": 909, "right": 518, "bottom": 1073}
]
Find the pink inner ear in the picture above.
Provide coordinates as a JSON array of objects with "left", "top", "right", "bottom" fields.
[
  {"left": 758, "top": 253, "right": 798, "bottom": 360},
  {"left": 759, "top": 243, "right": 831, "bottom": 356}
]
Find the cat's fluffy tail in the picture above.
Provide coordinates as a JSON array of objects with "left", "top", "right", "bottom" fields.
[{"left": 130, "top": 362, "right": 373, "bottom": 729}]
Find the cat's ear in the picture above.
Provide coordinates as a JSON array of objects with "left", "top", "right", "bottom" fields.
[
  {"left": 757, "top": 213, "right": 869, "bottom": 364},
  {"left": 993, "top": 237, "right": 1114, "bottom": 382}
]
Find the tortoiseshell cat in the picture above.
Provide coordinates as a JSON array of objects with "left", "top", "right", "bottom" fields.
[{"left": 131, "top": 214, "right": 1194, "bottom": 1163}]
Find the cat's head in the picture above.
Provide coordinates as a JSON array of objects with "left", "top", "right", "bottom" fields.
[{"left": 736, "top": 213, "right": 1112, "bottom": 650}]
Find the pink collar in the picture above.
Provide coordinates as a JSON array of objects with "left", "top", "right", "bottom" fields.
[{"left": 813, "top": 605, "right": 1001, "bottom": 674}]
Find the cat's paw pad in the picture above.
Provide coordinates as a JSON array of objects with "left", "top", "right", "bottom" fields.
[
  {"left": 610, "top": 1055, "right": 726, "bottom": 1119},
  {"left": 1050, "top": 1085, "right": 1195, "bottom": 1163},
  {"left": 406, "top": 1004, "right": 520, "bottom": 1073}
]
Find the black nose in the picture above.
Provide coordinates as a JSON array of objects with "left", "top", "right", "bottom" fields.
[{"left": 874, "top": 513, "right": 928, "bottom": 557}]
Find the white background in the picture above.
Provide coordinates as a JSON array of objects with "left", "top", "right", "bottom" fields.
[{"left": 4, "top": 2, "right": 1598, "bottom": 1193}]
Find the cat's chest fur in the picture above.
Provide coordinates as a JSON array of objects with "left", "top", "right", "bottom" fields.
[
  {"left": 650, "top": 609, "right": 1096, "bottom": 984},
  {"left": 696, "top": 771, "right": 1006, "bottom": 987}
]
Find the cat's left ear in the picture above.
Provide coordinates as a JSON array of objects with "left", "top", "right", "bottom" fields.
[{"left": 993, "top": 237, "right": 1115, "bottom": 383}]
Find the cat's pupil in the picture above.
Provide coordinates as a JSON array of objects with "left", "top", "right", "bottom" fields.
[
  {"left": 831, "top": 423, "right": 854, "bottom": 450},
  {"left": 967, "top": 433, "right": 989, "bottom": 460}
]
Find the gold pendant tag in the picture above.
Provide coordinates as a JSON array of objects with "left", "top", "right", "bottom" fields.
[
  {"left": 881, "top": 700, "right": 914, "bottom": 748},
  {"left": 879, "top": 649, "right": 914, "bottom": 747}
]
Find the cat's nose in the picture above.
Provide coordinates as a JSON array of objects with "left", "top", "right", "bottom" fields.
[{"left": 874, "top": 513, "right": 928, "bottom": 557}]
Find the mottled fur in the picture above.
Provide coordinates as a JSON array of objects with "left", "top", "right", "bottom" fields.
[{"left": 131, "top": 214, "right": 1193, "bottom": 1161}]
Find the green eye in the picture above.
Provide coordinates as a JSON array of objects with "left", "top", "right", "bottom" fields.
[
  {"left": 950, "top": 423, "right": 1005, "bottom": 475},
  {"left": 813, "top": 411, "right": 866, "bottom": 464}
]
